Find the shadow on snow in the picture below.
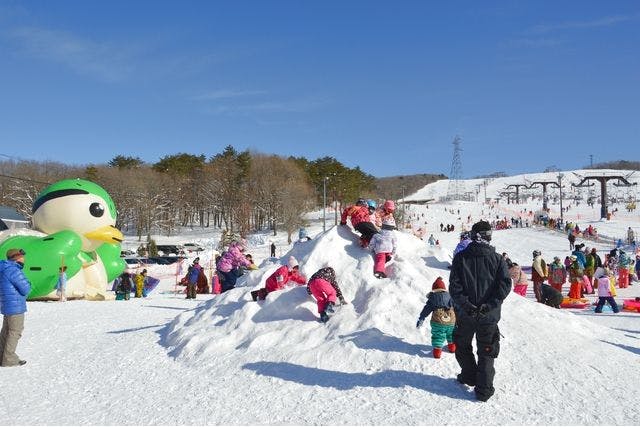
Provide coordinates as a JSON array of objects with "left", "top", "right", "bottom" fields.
[{"left": 242, "top": 361, "right": 470, "bottom": 400}]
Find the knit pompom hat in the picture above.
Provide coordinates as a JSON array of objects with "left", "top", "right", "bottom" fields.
[{"left": 432, "top": 277, "right": 446, "bottom": 290}]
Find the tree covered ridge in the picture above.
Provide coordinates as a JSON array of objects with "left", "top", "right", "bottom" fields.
[{"left": 0, "top": 146, "right": 390, "bottom": 242}]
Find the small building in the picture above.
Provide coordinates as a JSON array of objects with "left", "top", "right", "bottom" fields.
[{"left": 0, "top": 205, "right": 29, "bottom": 231}]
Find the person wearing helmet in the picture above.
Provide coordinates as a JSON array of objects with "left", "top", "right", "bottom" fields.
[
  {"left": 531, "top": 250, "right": 547, "bottom": 302},
  {"left": 340, "top": 198, "right": 379, "bottom": 248},
  {"left": 366, "top": 200, "right": 381, "bottom": 228},
  {"left": 449, "top": 220, "right": 511, "bottom": 402}
]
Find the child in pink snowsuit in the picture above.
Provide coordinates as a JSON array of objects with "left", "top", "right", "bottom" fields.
[
  {"left": 307, "top": 266, "right": 344, "bottom": 323},
  {"left": 369, "top": 223, "right": 397, "bottom": 279}
]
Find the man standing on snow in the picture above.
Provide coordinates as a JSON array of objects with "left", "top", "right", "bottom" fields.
[
  {"left": 449, "top": 220, "right": 511, "bottom": 402},
  {"left": 0, "top": 248, "right": 31, "bottom": 367}
]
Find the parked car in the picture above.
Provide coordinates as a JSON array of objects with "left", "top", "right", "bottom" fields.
[
  {"left": 123, "top": 258, "right": 143, "bottom": 268},
  {"left": 157, "top": 256, "right": 185, "bottom": 265},
  {"left": 182, "top": 243, "right": 204, "bottom": 253},
  {"left": 156, "top": 245, "right": 184, "bottom": 256},
  {"left": 147, "top": 257, "right": 173, "bottom": 265}
]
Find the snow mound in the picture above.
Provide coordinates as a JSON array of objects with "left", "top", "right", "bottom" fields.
[{"left": 163, "top": 226, "right": 639, "bottom": 424}]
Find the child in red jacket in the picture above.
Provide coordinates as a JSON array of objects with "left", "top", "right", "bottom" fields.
[
  {"left": 251, "top": 256, "right": 306, "bottom": 301},
  {"left": 341, "top": 198, "right": 379, "bottom": 248}
]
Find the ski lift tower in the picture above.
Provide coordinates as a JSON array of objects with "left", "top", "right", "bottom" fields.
[
  {"left": 525, "top": 180, "right": 560, "bottom": 211},
  {"left": 572, "top": 172, "right": 637, "bottom": 219},
  {"left": 446, "top": 135, "right": 466, "bottom": 201},
  {"left": 505, "top": 183, "right": 528, "bottom": 204}
]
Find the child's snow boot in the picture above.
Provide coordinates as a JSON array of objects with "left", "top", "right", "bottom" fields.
[
  {"left": 447, "top": 343, "right": 457, "bottom": 353},
  {"left": 326, "top": 302, "right": 336, "bottom": 314},
  {"left": 250, "top": 290, "right": 259, "bottom": 301},
  {"left": 432, "top": 348, "right": 442, "bottom": 359},
  {"left": 319, "top": 311, "right": 330, "bottom": 323}
]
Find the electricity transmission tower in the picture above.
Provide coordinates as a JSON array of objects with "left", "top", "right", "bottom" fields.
[{"left": 446, "top": 135, "right": 466, "bottom": 201}]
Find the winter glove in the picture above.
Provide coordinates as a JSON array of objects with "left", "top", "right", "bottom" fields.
[
  {"left": 464, "top": 302, "right": 478, "bottom": 317},
  {"left": 416, "top": 319, "right": 424, "bottom": 328},
  {"left": 478, "top": 304, "right": 490, "bottom": 316}
]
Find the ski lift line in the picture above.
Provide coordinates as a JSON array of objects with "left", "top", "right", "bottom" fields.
[{"left": 0, "top": 173, "right": 52, "bottom": 186}]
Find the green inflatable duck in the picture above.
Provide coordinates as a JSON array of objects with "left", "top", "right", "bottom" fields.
[{"left": 0, "top": 179, "right": 126, "bottom": 300}]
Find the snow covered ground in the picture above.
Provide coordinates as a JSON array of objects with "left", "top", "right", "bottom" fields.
[{"left": 2, "top": 170, "right": 640, "bottom": 425}]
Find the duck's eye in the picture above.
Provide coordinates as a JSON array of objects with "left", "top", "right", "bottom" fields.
[{"left": 89, "top": 202, "right": 105, "bottom": 217}]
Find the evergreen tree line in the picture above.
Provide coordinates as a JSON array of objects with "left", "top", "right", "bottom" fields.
[{"left": 0, "top": 146, "right": 378, "bottom": 243}]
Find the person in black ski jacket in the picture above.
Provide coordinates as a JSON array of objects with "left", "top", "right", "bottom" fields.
[
  {"left": 449, "top": 220, "right": 511, "bottom": 402},
  {"left": 540, "top": 283, "right": 563, "bottom": 308}
]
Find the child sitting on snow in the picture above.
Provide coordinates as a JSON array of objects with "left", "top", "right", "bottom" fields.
[
  {"left": 307, "top": 266, "right": 346, "bottom": 323},
  {"left": 594, "top": 267, "right": 620, "bottom": 313},
  {"left": 416, "top": 277, "right": 456, "bottom": 359},
  {"left": 369, "top": 222, "right": 397, "bottom": 279}
]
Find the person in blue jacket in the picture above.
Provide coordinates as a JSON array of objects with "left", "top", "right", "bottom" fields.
[
  {"left": 453, "top": 231, "right": 472, "bottom": 258},
  {"left": 0, "top": 248, "right": 31, "bottom": 367},
  {"left": 186, "top": 257, "right": 202, "bottom": 299}
]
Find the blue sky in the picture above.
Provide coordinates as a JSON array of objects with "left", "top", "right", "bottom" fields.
[{"left": 0, "top": 1, "right": 638, "bottom": 178}]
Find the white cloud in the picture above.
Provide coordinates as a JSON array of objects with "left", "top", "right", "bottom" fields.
[
  {"left": 202, "top": 97, "right": 330, "bottom": 116},
  {"left": 529, "top": 14, "right": 636, "bottom": 34},
  {"left": 190, "top": 89, "right": 269, "bottom": 101},
  {"left": 507, "top": 38, "right": 564, "bottom": 48},
  {"left": 5, "top": 26, "right": 136, "bottom": 82}
]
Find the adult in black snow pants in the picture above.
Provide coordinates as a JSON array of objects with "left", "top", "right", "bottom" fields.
[{"left": 449, "top": 220, "right": 511, "bottom": 402}]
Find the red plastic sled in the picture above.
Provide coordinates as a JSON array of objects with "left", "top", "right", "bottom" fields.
[
  {"left": 622, "top": 299, "right": 640, "bottom": 313},
  {"left": 560, "top": 297, "right": 590, "bottom": 309}
]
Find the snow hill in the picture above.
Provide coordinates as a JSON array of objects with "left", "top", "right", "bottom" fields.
[
  {"left": 159, "top": 225, "right": 639, "bottom": 425},
  {"left": 2, "top": 169, "right": 640, "bottom": 425}
]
